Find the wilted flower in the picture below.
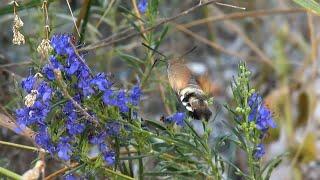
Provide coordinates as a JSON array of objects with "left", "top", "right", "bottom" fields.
[
  {"left": 37, "top": 39, "right": 53, "bottom": 57},
  {"left": 12, "top": 15, "right": 25, "bottom": 45}
]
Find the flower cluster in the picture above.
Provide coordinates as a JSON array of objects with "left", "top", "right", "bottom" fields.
[
  {"left": 247, "top": 93, "right": 276, "bottom": 158},
  {"left": 16, "top": 34, "right": 142, "bottom": 165},
  {"left": 164, "top": 112, "right": 186, "bottom": 126}
]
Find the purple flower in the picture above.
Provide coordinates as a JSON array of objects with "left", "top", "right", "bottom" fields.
[
  {"left": 254, "top": 144, "right": 265, "bottom": 158},
  {"left": 66, "top": 56, "right": 81, "bottom": 75},
  {"left": 129, "top": 85, "right": 142, "bottom": 106},
  {"left": 21, "top": 75, "right": 36, "bottom": 93},
  {"left": 64, "top": 174, "right": 78, "bottom": 180},
  {"left": 105, "top": 122, "right": 120, "bottom": 136},
  {"left": 116, "top": 90, "right": 129, "bottom": 112},
  {"left": 49, "top": 56, "right": 64, "bottom": 70},
  {"left": 35, "top": 129, "right": 55, "bottom": 154},
  {"left": 138, "top": 0, "right": 148, "bottom": 13},
  {"left": 90, "top": 73, "right": 111, "bottom": 91},
  {"left": 42, "top": 64, "right": 55, "bottom": 80},
  {"left": 78, "top": 78, "right": 94, "bottom": 97},
  {"left": 66, "top": 121, "right": 85, "bottom": 135},
  {"left": 50, "top": 34, "right": 74, "bottom": 56},
  {"left": 89, "top": 132, "right": 106, "bottom": 145},
  {"left": 103, "top": 151, "right": 115, "bottom": 166},
  {"left": 57, "top": 136, "right": 72, "bottom": 161},
  {"left": 102, "top": 89, "right": 117, "bottom": 106},
  {"left": 248, "top": 93, "right": 276, "bottom": 132},
  {"left": 37, "top": 82, "right": 52, "bottom": 102},
  {"left": 165, "top": 112, "right": 185, "bottom": 126}
]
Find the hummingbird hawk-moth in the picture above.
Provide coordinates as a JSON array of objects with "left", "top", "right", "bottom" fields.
[{"left": 167, "top": 58, "right": 212, "bottom": 121}]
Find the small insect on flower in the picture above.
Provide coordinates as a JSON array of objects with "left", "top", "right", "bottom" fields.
[{"left": 167, "top": 58, "right": 212, "bottom": 121}]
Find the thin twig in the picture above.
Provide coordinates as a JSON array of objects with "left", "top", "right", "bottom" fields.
[
  {"left": 79, "top": 0, "right": 219, "bottom": 51},
  {"left": 209, "top": 5, "right": 275, "bottom": 69},
  {"left": 45, "top": 163, "right": 79, "bottom": 180},
  {"left": 183, "top": 8, "right": 305, "bottom": 28},
  {"left": 54, "top": 70, "right": 99, "bottom": 125},
  {"left": 0, "top": 140, "right": 39, "bottom": 151},
  {"left": 173, "top": 23, "right": 248, "bottom": 59},
  {"left": 65, "top": 0, "right": 80, "bottom": 37},
  {"left": 0, "top": 61, "right": 31, "bottom": 68},
  {"left": 0, "top": 113, "right": 36, "bottom": 142}
]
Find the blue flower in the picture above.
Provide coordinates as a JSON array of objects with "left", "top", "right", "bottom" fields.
[
  {"left": 129, "top": 85, "right": 142, "bottom": 106},
  {"left": 138, "top": 0, "right": 148, "bottom": 13},
  {"left": 21, "top": 75, "right": 36, "bottom": 93},
  {"left": 103, "top": 151, "right": 115, "bottom": 165},
  {"left": 102, "top": 89, "right": 117, "bottom": 106},
  {"left": 66, "top": 121, "right": 85, "bottom": 135},
  {"left": 90, "top": 73, "right": 111, "bottom": 91},
  {"left": 64, "top": 174, "right": 78, "bottom": 180},
  {"left": 89, "top": 132, "right": 106, "bottom": 145},
  {"left": 42, "top": 64, "right": 55, "bottom": 80},
  {"left": 248, "top": 93, "right": 276, "bottom": 132},
  {"left": 254, "top": 143, "right": 265, "bottom": 158},
  {"left": 66, "top": 55, "right": 81, "bottom": 75},
  {"left": 105, "top": 122, "right": 120, "bottom": 136},
  {"left": 51, "top": 34, "right": 74, "bottom": 56},
  {"left": 165, "top": 112, "right": 185, "bottom": 126},
  {"left": 35, "top": 129, "right": 55, "bottom": 154},
  {"left": 57, "top": 136, "right": 72, "bottom": 161},
  {"left": 49, "top": 56, "right": 64, "bottom": 70},
  {"left": 37, "top": 82, "right": 52, "bottom": 102},
  {"left": 78, "top": 78, "right": 94, "bottom": 97},
  {"left": 116, "top": 90, "right": 129, "bottom": 112}
]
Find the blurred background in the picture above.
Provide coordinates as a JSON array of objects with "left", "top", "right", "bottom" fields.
[{"left": 0, "top": 0, "right": 319, "bottom": 179}]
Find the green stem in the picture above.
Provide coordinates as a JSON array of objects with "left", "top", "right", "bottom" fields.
[
  {"left": 79, "top": 0, "right": 92, "bottom": 43},
  {"left": 137, "top": 148, "right": 144, "bottom": 180},
  {"left": 104, "top": 167, "right": 134, "bottom": 180},
  {"left": 0, "top": 140, "right": 39, "bottom": 151},
  {"left": 247, "top": 147, "right": 256, "bottom": 180},
  {"left": 0, "top": 167, "right": 22, "bottom": 180}
]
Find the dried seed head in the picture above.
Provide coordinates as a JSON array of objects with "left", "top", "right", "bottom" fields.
[
  {"left": 13, "top": 14, "right": 23, "bottom": 29},
  {"left": 12, "top": 14, "right": 25, "bottom": 45},
  {"left": 37, "top": 39, "right": 53, "bottom": 57},
  {"left": 12, "top": 29, "right": 25, "bottom": 45}
]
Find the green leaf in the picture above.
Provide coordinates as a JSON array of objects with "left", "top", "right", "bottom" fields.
[
  {"left": 293, "top": 0, "right": 320, "bottom": 14},
  {"left": 149, "top": 0, "right": 159, "bottom": 17},
  {"left": 262, "top": 153, "right": 288, "bottom": 180},
  {"left": 116, "top": 50, "right": 144, "bottom": 74},
  {"left": 0, "top": 167, "right": 22, "bottom": 180},
  {"left": 221, "top": 120, "right": 246, "bottom": 149},
  {"left": 143, "top": 119, "right": 168, "bottom": 131}
]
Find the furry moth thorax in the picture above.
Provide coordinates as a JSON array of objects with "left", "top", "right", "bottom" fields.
[{"left": 167, "top": 58, "right": 212, "bottom": 121}]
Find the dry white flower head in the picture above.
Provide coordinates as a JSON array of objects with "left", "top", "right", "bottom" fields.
[
  {"left": 24, "top": 90, "right": 38, "bottom": 107},
  {"left": 13, "top": 14, "right": 23, "bottom": 29},
  {"left": 37, "top": 39, "right": 53, "bottom": 57},
  {"left": 22, "top": 160, "right": 45, "bottom": 180},
  {"left": 12, "top": 29, "right": 25, "bottom": 45}
]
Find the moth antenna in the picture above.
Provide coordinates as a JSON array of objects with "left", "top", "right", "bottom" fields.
[
  {"left": 141, "top": 42, "right": 167, "bottom": 58},
  {"left": 178, "top": 46, "right": 197, "bottom": 59}
]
